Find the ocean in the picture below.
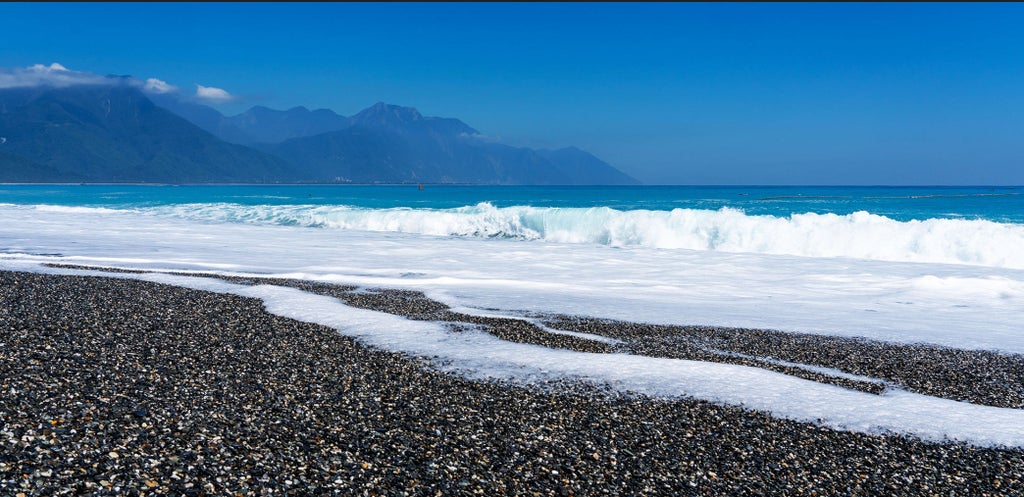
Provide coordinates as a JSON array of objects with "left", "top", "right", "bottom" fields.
[
  {"left": 2, "top": 184, "right": 1023, "bottom": 445},
  {"left": 3, "top": 184, "right": 1024, "bottom": 264},
  {"left": 3, "top": 184, "right": 1023, "bottom": 221}
]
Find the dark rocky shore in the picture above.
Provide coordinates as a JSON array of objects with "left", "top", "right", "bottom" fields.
[
  {"left": 2, "top": 270, "right": 1022, "bottom": 496},
  {"left": 203, "top": 271, "right": 1024, "bottom": 409}
]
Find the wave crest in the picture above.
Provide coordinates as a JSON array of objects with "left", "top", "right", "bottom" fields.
[{"left": 126, "top": 202, "right": 1024, "bottom": 268}]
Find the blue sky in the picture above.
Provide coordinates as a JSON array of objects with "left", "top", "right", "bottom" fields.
[{"left": 1, "top": 2, "right": 1022, "bottom": 185}]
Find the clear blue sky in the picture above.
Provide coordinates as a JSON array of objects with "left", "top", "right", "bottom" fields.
[{"left": 1, "top": 2, "right": 1022, "bottom": 185}]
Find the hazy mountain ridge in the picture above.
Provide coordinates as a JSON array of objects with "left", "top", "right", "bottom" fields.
[
  {"left": 149, "top": 94, "right": 352, "bottom": 146},
  {"left": 1, "top": 81, "right": 639, "bottom": 185},
  {"left": 0, "top": 85, "right": 296, "bottom": 183},
  {"left": 257, "top": 102, "right": 638, "bottom": 185}
]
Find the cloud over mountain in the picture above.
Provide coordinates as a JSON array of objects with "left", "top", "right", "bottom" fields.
[
  {"left": 144, "top": 78, "right": 178, "bottom": 94},
  {"left": 0, "top": 64, "right": 220, "bottom": 105},
  {"left": 1, "top": 63, "right": 182, "bottom": 96},
  {"left": 0, "top": 63, "right": 110, "bottom": 89},
  {"left": 195, "top": 84, "right": 234, "bottom": 102}
]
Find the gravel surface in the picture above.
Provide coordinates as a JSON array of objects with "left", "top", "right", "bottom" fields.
[
  {"left": 544, "top": 316, "right": 1024, "bottom": 410},
  {"left": 47, "top": 264, "right": 1024, "bottom": 406},
  {"left": 4, "top": 269, "right": 1022, "bottom": 496},
  {"left": 206, "top": 271, "right": 1024, "bottom": 406}
]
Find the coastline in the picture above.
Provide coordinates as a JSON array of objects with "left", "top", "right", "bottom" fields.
[
  {"left": 44, "top": 263, "right": 1024, "bottom": 410},
  {"left": 2, "top": 270, "right": 1021, "bottom": 495}
]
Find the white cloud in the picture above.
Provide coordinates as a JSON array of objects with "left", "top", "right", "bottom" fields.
[
  {"left": 0, "top": 63, "right": 189, "bottom": 100},
  {"left": 0, "top": 63, "right": 246, "bottom": 107},
  {"left": 0, "top": 62, "right": 109, "bottom": 89},
  {"left": 143, "top": 77, "right": 178, "bottom": 94},
  {"left": 195, "top": 84, "right": 234, "bottom": 102}
]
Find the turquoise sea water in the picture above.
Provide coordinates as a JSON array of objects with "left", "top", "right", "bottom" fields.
[{"left": 2, "top": 184, "right": 1023, "bottom": 223}]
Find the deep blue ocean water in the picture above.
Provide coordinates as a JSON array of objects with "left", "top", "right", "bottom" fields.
[{"left": 2, "top": 184, "right": 1022, "bottom": 223}]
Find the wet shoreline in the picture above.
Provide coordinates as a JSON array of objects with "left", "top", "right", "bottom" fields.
[{"left": 2, "top": 270, "right": 1022, "bottom": 495}]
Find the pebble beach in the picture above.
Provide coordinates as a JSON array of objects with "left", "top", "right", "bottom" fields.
[{"left": 2, "top": 269, "right": 1022, "bottom": 496}]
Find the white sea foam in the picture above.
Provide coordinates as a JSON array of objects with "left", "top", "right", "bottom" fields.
[
  {"left": 106, "top": 202, "right": 1024, "bottom": 269},
  {"left": 31, "top": 204, "right": 129, "bottom": 214},
  {"left": 13, "top": 266, "right": 1023, "bottom": 448},
  {"left": 2, "top": 203, "right": 1023, "bottom": 354}
]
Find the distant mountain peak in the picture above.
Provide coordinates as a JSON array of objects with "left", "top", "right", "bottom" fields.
[
  {"left": 349, "top": 102, "right": 482, "bottom": 138},
  {"left": 353, "top": 102, "right": 424, "bottom": 126}
]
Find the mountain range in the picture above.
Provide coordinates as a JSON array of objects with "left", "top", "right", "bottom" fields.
[{"left": 0, "top": 82, "right": 638, "bottom": 185}]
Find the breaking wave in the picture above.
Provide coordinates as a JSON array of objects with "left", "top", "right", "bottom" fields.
[{"left": 69, "top": 202, "right": 1024, "bottom": 269}]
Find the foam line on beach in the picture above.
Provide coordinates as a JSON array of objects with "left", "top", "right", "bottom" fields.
[
  {"left": 443, "top": 304, "right": 626, "bottom": 345},
  {"left": 690, "top": 343, "right": 892, "bottom": 386},
  {"left": 19, "top": 263, "right": 1024, "bottom": 448}
]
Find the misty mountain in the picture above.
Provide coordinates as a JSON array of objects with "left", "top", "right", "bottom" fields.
[
  {"left": 0, "top": 85, "right": 296, "bottom": 183},
  {"left": 149, "top": 95, "right": 351, "bottom": 145},
  {"left": 260, "top": 102, "right": 639, "bottom": 185},
  {"left": 0, "top": 82, "right": 638, "bottom": 185},
  {"left": 150, "top": 97, "right": 638, "bottom": 184},
  {"left": 228, "top": 105, "right": 352, "bottom": 145},
  {"left": 536, "top": 146, "right": 638, "bottom": 185},
  {"left": 147, "top": 93, "right": 232, "bottom": 139},
  {"left": 350, "top": 102, "right": 477, "bottom": 137}
]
